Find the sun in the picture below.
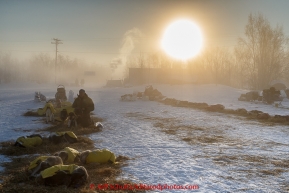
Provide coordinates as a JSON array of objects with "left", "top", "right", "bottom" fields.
[{"left": 161, "top": 19, "right": 203, "bottom": 60}]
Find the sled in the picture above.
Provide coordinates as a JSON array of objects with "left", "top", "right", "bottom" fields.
[{"left": 55, "top": 85, "right": 67, "bottom": 101}]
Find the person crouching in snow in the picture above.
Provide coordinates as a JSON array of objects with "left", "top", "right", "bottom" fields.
[
  {"left": 79, "top": 149, "right": 116, "bottom": 164},
  {"left": 72, "top": 89, "right": 94, "bottom": 127}
]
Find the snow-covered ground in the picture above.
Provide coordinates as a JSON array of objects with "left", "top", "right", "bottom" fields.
[{"left": 1, "top": 82, "right": 289, "bottom": 192}]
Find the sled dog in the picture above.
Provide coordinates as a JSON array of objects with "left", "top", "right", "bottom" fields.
[{"left": 46, "top": 108, "right": 55, "bottom": 123}]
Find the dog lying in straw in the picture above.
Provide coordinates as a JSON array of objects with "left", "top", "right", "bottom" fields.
[
  {"left": 48, "top": 131, "right": 78, "bottom": 144},
  {"left": 35, "top": 164, "right": 88, "bottom": 188},
  {"left": 29, "top": 156, "right": 63, "bottom": 178},
  {"left": 54, "top": 147, "right": 80, "bottom": 164},
  {"left": 14, "top": 134, "right": 43, "bottom": 148},
  {"left": 79, "top": 149, "right": 116, "bottom": 164}
]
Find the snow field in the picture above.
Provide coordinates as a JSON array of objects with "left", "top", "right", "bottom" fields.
[{"left": 1, "top": 83, "right": 289, "bottom": 192}]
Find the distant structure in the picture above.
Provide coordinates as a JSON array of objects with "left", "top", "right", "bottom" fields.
[
  {"left": 84, "top": 71, "right": 96, "bottom": 76},
  {"left": 128, "top": 68, "right": 197, "bottom": 85},
  {"left": 106, "top": 79, "right": 123, "bottom": 87}
]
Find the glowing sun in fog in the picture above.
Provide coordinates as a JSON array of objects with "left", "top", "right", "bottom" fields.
[{"left": 161, "top": 19, "right": 203, "bottom": 60}]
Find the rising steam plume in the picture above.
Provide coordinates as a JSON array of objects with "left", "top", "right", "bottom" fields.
[{"left": 110, "top": 28, "right": 143, "bottom": 79}]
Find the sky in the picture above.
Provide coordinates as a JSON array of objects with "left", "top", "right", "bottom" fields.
[{"left": 1, "top": 0, "right": 289, "bottom": 66}]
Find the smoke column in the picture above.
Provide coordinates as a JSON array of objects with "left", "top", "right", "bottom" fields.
[{"left": 110, "top": 28, "right": 143, "bottom": 79}]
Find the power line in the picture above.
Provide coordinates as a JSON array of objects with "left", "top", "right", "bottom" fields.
[
  {"left": 51, "top": 38, "right": 63, "bottom": 84},
  {"left": 0, "top": 49, "right": 156, "bottom": 54},
  {"left": 0, "top": 37, "right": 159, "bottom": 43},
  {"left": 1, "top": 34, "right": 273, "bottom": 43},
  {"left": 0, "top": 50, "right": 54, "bottom": 53},
  {"left": 0, "top": 46, "right": 238, "bottom": 54}
]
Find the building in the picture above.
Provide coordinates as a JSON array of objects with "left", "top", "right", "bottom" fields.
[
  {"left": 106, "top": 79, "right": 123, "bottom": 87},
  {"left": 128, "top": 68, "right": 197, "bottom": 85}
]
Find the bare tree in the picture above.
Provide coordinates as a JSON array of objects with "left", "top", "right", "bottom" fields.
[
  {"left": 0, "top": 53, "right": 20, "bottom": 83},
  {"left": 29, "top": 53, "right": 54, "bottom": 83},
  {"left": 202, "top": 47, "right": 233, "bottom": 85},
  {"left": 147, "top": 53, "right": 160, "bottom": 68},
  {"left": 283, "top": 51, "right": 289, "bottom": 84},
  {"left": 187, "top": 54, "right": 207, "bottom": 83},
  {"left": 237, "top": 13, "right": 288, "bottom": 89},
  {"left": 137, "top": 53, "right": 146, "bottom": 68}
]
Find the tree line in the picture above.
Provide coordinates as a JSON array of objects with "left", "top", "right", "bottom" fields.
[
  {"left": 1, "top": 14, "right": 289, "bottom": 89},
  {"left": 126, "top": 14, "right": 289, "bottom": 90},
  {"left": 0, "top": 52, "right": 111, "bottom": 85},
  {"left": 0, "top": 53, "right": 83, "bottom": 84}
]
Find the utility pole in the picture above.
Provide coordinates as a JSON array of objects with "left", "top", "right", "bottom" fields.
[{"left": 51, "top": 38, "right": 63, "bottom": 84}]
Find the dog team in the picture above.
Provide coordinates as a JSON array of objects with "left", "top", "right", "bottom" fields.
[
  {"left": 14, "top": 131, "right": 116, "bottom": 188},
  {"left": 41, "top": 87, "right": 94, "bottom": 128},
  {"left": 12, "top": 88, "right": 112, "bottom": 188}
]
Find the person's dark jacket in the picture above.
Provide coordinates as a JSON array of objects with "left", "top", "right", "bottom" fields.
[{"left": 72, "top": 93, "right": 94, "bottom": 115}]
